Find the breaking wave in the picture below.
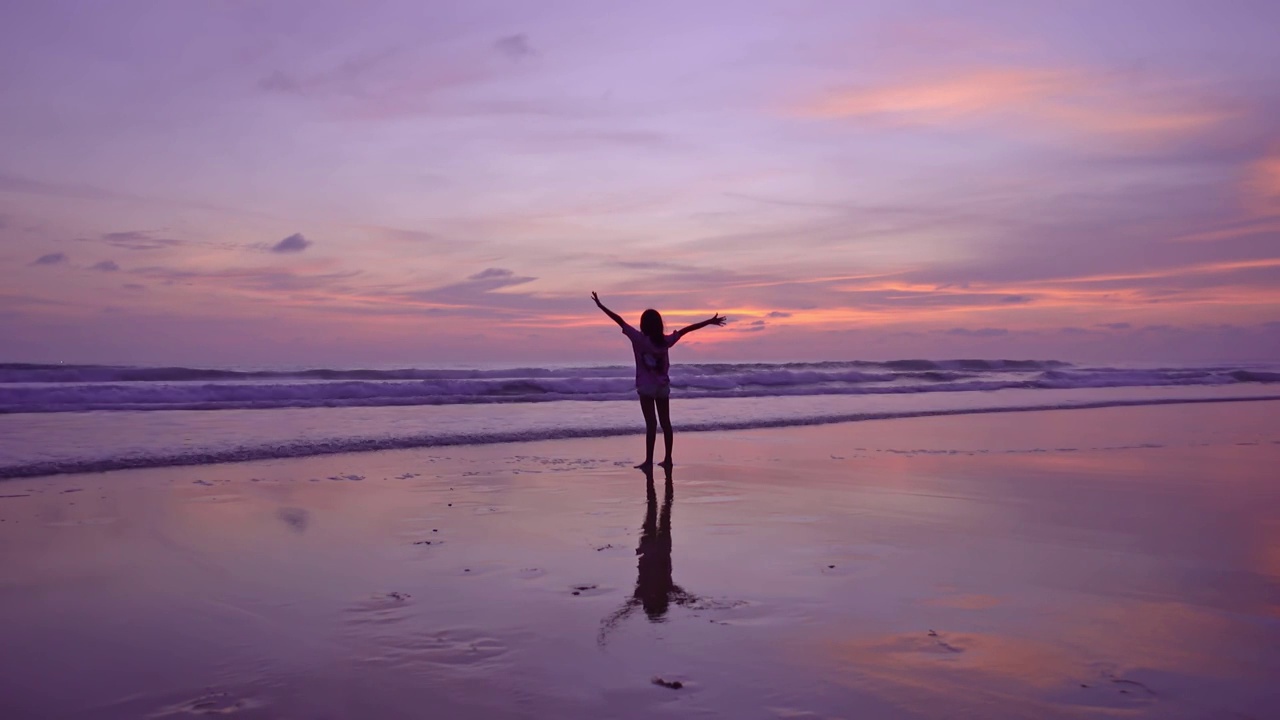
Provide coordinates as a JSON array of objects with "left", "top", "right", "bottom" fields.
[
  {"left": 1, "top": 359, "right": 1277, "bottom": 413},
  {"left": 0, "top": 359, "right": 1276, "bottom": 414},
  {"left": 1, "top": 394, "right": 1276, "bottom": 479}
]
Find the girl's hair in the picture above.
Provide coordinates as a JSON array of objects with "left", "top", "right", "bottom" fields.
[{"left": 639, "top": 309, "right": 665, "bottom": 348}]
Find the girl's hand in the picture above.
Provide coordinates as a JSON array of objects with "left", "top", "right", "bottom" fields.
[
  {"left": 709, "top": 313, "right": 726, "bottom": 326},
  {"left": 593, "top": 293, "right": 628, "bottom": 328}
]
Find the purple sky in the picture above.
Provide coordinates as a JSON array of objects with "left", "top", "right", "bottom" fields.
[{"left": 2, "top": 1, "right": 1278, "bottom": 365}]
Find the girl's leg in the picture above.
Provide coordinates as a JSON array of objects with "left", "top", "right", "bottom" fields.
[
  {"left": 656, "top": 396, "right": 673, "bottom": 466},
  {"left": 638, "top": 395, "right": 658, "bottom": 468}
]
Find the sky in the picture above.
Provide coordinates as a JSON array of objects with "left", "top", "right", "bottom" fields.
[{"left": 2, "top": 0, "right": 1279, "bottom": 366}]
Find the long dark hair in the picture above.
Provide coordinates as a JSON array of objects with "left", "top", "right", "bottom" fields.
[{"left": 640, "top": 309, "right": 665, "bottom": 348}]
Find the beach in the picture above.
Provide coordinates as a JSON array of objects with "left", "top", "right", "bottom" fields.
[
  {"left": 2, "top": 400, "right": 1277, "bottom": 719},
  {"left": 6, "top": 1, "right": 1280, "bottom": 716}
]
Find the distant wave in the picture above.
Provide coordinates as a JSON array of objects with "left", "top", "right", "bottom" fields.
[
  {"left": 0, "top": 359, "right": 1276, "bottom": 414},
  {"left": 1, "top": 394, "right": 1276, "bottom": 479},
  {"left": 0, "top": 359, "right": 1068, "bottom": 384}
]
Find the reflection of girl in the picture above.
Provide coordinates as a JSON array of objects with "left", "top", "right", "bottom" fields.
[
  {"left": 591, "top": 292, "right": 725, "bottom": 470},
  {"left": 599, "top": 467, "right": 698, "bottom": 645},
  {"left": 635, "top": 468, "right": 679, "bottom": 619}
]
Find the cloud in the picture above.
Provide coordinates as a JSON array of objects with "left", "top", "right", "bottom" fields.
[
  {"left": 258, "top": 70, "right": 302, "bottom": 94},
  {"left": 944, "top": 327, "right": 1009, "bottom": 337},
  {"left": 91, "top": 260, "right": 120, "bottom": 272},
  {"left": 99, "top": 231, "right": 185, "bottom": 251},
  {"left": 380, "top": 268, "right": 541, "bottom": 315},
  {"left": 767, "top": 311, "right": 792, "bottom": 318},
  {"left": 806, "top": 69, "right": 1060, "bottom": 121},
  {"left": 799, "top": 68, "right": 1232, "bottom": 141},
  {"left": 132, "top": 265, "right": 360, "bottom": 293},
  {"left": 32, "top": 252, "right": 68, "bottom": 266},
  {"left": 609, "top": 259, "right": 721, "bottom": 277},
  {"left": 253, "top": 48, "right": 502, "bottom": 121},
  {"left": 257, "top": 48, "right": 403, "bottom": 98},
  {"left": 122, "top": 283, "right": 146, "bottom": 291},
  {"left": 0, "top": 173, "right": 120, "bottom": 202},
  {"left": 455, "top": 267, "right": 536, "bottom": 292},
  {"left": 469, "top": 267, "right": 515, "bottom": 281},
  {"left": 730, "top": 319, "right": 768, "bottom": 333},
  {"left": 271, "top": 233, "right": 312, "bottom": 253},
  {"left": 1171, "top": 217, "right": 1280, "bottom": 244},
  {"left": 365, "top": 226, "right": 441, "bottom": 245},
  {"left": 1244, "top": 146, "right": 1280, "bottom": 215},
  {"left": 1097, "top": 322, "right": 1132, "bottom": 330},
  {"left": 494, "top": 34, "right": 534, "bottom": 60}
]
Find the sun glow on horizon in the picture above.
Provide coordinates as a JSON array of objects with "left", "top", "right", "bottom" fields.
[{"left": 1, "top": 1, "right": 1277, "bottom": 364}]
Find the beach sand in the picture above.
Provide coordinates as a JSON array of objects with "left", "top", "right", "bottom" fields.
[{"left": 1, "top": 401, "right": 1278, "bottom": 719}]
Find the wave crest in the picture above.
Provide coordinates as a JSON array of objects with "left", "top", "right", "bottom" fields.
[{"left": 1, "top": 359, "right": 1276, "bottom": 414}]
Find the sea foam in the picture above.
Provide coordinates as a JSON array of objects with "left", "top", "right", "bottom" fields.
[{"left": 1, "top": 360, "right": 1274, "bottom": 414}]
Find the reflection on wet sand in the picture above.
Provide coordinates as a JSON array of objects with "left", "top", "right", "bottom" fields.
[
  {"left": 599, "top": 466, "right": 700, "bottom": 644},
  {"left": 2, "top": 402, "right": 1277, "bottom": 719}
]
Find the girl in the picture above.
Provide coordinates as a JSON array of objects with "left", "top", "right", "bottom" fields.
[{"left": 591, "top": 292, "right": 726, "bottom": 469}]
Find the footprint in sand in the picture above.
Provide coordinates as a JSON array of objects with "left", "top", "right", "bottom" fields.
[
  {"left": 343, "top": 592, "right": 415, "bottom": 627},
  {"left": 276, "top": 507, "right": 309, "bottom": 533},
  {"left": 150, "top": 690, "right": 264, "bottom": 717},
  {"left": 187, "top": 494, "right": 244, "bottom": 504},
  {"left": 570, "top": 584, "right": 612, "bottom": 597},
  {"left": 359, "top": 629, "right": 510, "bottom": 671}
]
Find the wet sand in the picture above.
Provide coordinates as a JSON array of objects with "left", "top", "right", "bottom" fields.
[{"left": 1, "top": 401, "right": 1278, "bottom": 719}]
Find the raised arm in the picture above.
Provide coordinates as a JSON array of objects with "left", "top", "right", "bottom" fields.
[
  {"left": 591, "top": 292, "right": 628, "bottom": 329},
  {"left": 676, "top": 313, "right": 727, "bottom": 337}
]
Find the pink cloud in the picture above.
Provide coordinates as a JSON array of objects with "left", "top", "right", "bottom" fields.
[
  {"left": 798, "top": 67, "right": 1235, "bottom": 141},
  {"left": 803, "top": 69, "right": 1065, "bottom": 121},
  {"left": 1244, "top": 146, "right": 1280, "bottom": 216}
]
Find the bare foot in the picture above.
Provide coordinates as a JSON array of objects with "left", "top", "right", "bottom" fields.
[
  {"left": 634, "top": 461, "right": 653, "bottom": 471},
  {"left": 658, "top": 459, "right": 673, "bottom": 469}
]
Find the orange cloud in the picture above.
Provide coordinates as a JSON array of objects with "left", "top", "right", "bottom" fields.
[
  {"left": 804, "top": 69, "right": 1065, "bottom": 120},
  {"left": 1244, "top": 147, "right": 1280, "bottom": 216},
  {"left": 1047, "top": 257, "right": 1280, "bottom": 285},
  {"left": 1044, "top": 104, "right": 1227, "bottom": 136},
  {"left": 799, "top": 67, "right": 1233, "bottom": 140},
  {"left": 1171, "top": 217, "right": 1280, "bottom": 243}
]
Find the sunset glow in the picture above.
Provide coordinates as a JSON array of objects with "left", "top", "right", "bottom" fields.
[{"left": 2, "top": 1, "right": 1277, "bottom": 364}]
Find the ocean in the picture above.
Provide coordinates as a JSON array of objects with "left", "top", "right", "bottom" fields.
[{"left": 2, "top": 359, "right": 1278, "bottom": 479}]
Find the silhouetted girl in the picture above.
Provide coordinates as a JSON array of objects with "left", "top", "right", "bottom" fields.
[{"left": 592, "top": 292, "right": 725, "bottom": 469}]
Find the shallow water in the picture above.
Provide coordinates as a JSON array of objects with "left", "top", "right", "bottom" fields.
[
  {"left": 1, "top": 401, "right": 1277, "bottom": 719},
  {"left": 2, "top": 383, "right": 1277, "bottom": 478}
]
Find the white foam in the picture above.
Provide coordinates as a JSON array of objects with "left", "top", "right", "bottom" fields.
[
  {"left": 1, "top": 360, "right": 1275, "bottom": 414},
  {"left": 2, "top": 392, "right": 1277, "bottom": 479}
]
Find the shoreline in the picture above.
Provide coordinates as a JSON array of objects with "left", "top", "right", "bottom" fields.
[{"left": 3, "top": 392, "right": 1278, "bottom": 480}]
